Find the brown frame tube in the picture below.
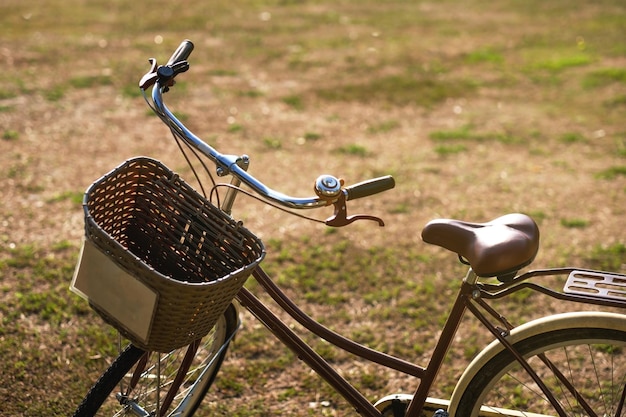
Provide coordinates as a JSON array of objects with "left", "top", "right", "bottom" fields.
[
  {"left": 234, "top": 265, "right": 626, "bottom": 417},
  {"left": 239, "top": 267, "right": 476, "bottom": 417},
  {"left": 236, "top": 286, "right": 383, "bottom": 417},
  {"left": 251, "top": 267, "right": 425, "bottom": 377}
]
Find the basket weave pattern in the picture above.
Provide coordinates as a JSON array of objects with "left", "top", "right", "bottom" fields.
[{"left": 83, "top": 157, "right": 264, "bottom": 352}]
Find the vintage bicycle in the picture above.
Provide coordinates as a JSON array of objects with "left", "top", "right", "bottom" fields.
[{"left": 70, "top": 40, "right": 626, "bottom": 417}]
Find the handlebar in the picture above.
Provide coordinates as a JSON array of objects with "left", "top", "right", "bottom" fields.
[
  {"left": 166, "top": 39, "right": 194, "bottom": 66},
  {"left": 142, "top": 40, "right": 395, "bottom": 223},
  {"left": 345, "top": 176, "right": 395, "bottom": 201}
]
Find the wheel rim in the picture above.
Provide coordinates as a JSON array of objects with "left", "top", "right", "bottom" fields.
[
  {"left": 101, "top": 314, "right": 231, "bottom": 417},
  {"left": 467, "top": 331, "right": 626, "bottom": 417}
]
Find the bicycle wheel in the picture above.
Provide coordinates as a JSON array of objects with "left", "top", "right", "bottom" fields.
[
  {"left": 72, "top": 304, "right": 238, "bottom": 417},
  {"left": 453, "top": 315, "right": 626, "bottom": 417}
]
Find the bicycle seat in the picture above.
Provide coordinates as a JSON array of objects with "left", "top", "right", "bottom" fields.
[{"left": 421, "top": 213, "right": 539, "bottom": 281}]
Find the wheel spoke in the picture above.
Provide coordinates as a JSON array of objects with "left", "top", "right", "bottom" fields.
[
  {"left": 71, "top": 307, "right": 237, "bottom": 417},
  {"left": 452, "top": 321, "right": 626, "bottom": 417}
]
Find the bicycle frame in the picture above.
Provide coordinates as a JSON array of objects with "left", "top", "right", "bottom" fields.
[
  {"left": 70, "top": 43, "right": 626, "bottom": 417},
  {"left": 235, "top": 264, "right": 626, "bottom": 417},
  {"left": 144, "top": 56, "right": 626, "bottom": 417}
]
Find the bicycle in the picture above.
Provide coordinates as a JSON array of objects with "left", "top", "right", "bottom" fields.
[{"left": 70, "top": 40, "right": 626, "bottom": 417}]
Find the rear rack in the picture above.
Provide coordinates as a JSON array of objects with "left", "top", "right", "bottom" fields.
[{"left": 564, "top": 270, "right": 626, "bottom": 302}]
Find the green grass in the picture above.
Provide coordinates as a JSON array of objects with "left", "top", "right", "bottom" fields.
[
  {"left": 228, "top": 123, "right": 244, "bottom": 133},
  {"left": 263, "top": 136, "right": 282, "bottom": 149},
  {"left": 0, "top": 90, "right": 17, "bottom": 100},
  {"left": 2, "top": 130, "right": 19, "bottom": 141},
  {"left": 560, "top": 218, "right": 589, "bottom": 229},
  {"left": 69, "top": 74, "right": 113, "bottom": 89},
  {"left": 209, "top": 69, "right": 239, "bottom": 76},
  {"left": 303, "top": 131, "right": 322, "bottom": 141},
  {"left": 2, "top": 0, "right": 626, "bottom": 415},
  {"left": 238, "top": 89, "right": 264, "bottom": 98},
  {"left": 559, "top": 132, "right": 586, "bottom": 144},
  {"left": 529, "top": 52, "right": 593, "bottom": 73},
  {"left": 367, "top": 120, "right": 400, "bottom": 134},
  {"left": 0, "top": 243, "right": 87, "bottom": 326},
  {"left": 434, "top": 144, "right": 468, "bottom": 156},
  {"left": 586, "top": 243, "right": 626, "bottom": 271},
  {"left": 606, "top": 95, "right": 626, "bottom": 108},
  {"left": 583, "top": 68, "right": 626, "bottom": 88},
  {"left": 465, "top": 47, "right": 505, "bottom": 65},
  {"left": 429, "top": 126, "right": 522, "bottom": 145},
  {"left": 43, "top": 85, "right": 65, "bottom": 101},
  {"left": 618, "top": 139, "right": 626, "bottom": 157},
  {"left": 337, "top": 143, "right": 369, "bottom": 157},
  {"left": 47, "top": 190, "right": 84, "bottom": 204},
  {"left": 316, "top": 74, "right": 477, "bottom": 107},
  {"left": 596, "top": 165, "right": 626, "bottom": 179},
  {"left": 282, "top": 94, "right": 304, "bottom": 110}
]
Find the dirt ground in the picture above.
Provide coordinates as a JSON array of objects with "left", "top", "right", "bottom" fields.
[{"left": 1, "top": 1, "right": 625, "bottom": 416}]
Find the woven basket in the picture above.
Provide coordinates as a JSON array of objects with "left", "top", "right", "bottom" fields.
[{"left": 71, "top": 157, "right": 264, "bottom": 352}]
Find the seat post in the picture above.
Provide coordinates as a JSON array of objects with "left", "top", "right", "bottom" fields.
[{"left": 463, "top": 268, "right": 480, "bottom": 286}]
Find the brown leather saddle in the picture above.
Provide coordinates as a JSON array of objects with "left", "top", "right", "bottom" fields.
[{"left": 421, "top": 213, "right": 540, "bottom": 281}]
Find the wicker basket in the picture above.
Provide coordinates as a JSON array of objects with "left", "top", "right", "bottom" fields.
[{"left": 71, "top": 157, "right": 264, "bottom": 352}]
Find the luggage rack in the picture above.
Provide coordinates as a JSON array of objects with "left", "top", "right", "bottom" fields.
[{"left": 564, "top": 270, "right": 626, "bottom": 302}]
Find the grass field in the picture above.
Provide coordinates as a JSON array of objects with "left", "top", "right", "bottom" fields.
[{"left": 1, "top": 0, "right": 625, "bottom": 416}]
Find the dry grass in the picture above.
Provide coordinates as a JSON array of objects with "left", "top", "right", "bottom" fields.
[{"left": 1, "top": 0, "right": 625, "bottom": 415}]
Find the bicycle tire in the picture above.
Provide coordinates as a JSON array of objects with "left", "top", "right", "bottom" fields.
[
  {"left": 453, "top": 317, "right": 626, "bottom": 417},
  {"left": 72, "top": 304, "right": 238, "bottom": 417}
]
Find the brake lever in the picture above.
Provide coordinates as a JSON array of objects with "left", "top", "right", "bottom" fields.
[
  {"left": 325, "top": 192, "right": 385, "bottom": 227},
  {"left": 139, "top": 58, "right": 159, "bottom": 89}
]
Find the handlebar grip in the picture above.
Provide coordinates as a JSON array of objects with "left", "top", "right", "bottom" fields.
[
  {"left": 166, "top": 40, "right": 195, "bottom": 66},
  {"left": 345, "top": 175, "right": 395, "bottom": 201}
]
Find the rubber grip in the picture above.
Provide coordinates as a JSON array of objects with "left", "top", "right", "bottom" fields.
[
  {"left": 345, "top": 175, "right": 395, "bottom": 200},
  {"left": 166, "top": 40, "right": 195, "bottom": 65}
]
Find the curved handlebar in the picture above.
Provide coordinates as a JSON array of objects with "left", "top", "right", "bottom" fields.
[{"left": 145, "top": 40, "right": 395, "bottom": 213}]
